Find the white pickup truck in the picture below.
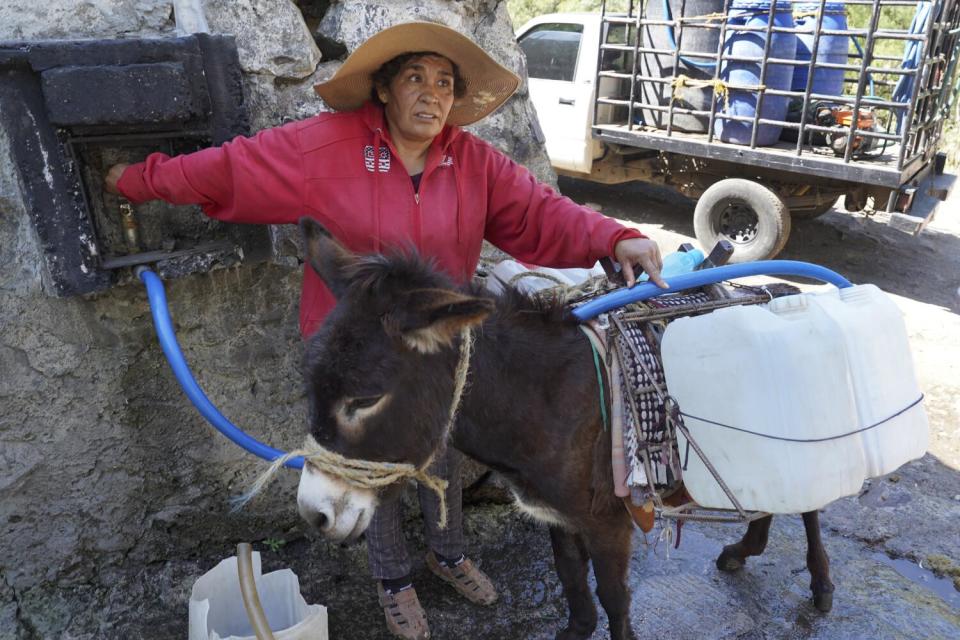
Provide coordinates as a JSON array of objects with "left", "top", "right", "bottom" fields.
[
  {"left": 516, "top": 9, "right": 955, "bottom": 262},
  {"left": 517, "top": 14, "right": 609, "bottom": 178}
]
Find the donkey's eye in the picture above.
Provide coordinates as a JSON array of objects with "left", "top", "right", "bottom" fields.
[
  {"left": 348, "top": 395, "right": 383, "bottom": 411},
  {"left": 335, "top": 394, "right": 391, "bottom": 437}
]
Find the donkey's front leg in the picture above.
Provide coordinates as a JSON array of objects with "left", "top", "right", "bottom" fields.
[
  {"left": 802, "top": 510, "right": 834, "bottom": 612},
  {"left": 716, "top": 514, "right": 774, "bottom": 571},
  {"left": 549, "top": 526, "right": 597, "bottom": 640},
  {"left": 585, "top": 521, "right": 636, "bottom": 640}
]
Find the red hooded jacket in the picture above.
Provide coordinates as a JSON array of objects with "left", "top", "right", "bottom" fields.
[{"left": 118, "top": 102, "right": 645, "bottom": 336}]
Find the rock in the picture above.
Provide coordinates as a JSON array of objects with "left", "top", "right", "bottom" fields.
[
  {"left": 242, "top": 64, "right": 330, "bottom": 131},
  {"left": 203, "top": 0, "right": 321, "bottom": 79},
  {"left": 0, "top": 0, "right": 175, "bottom": 40},
  {"left": 0, "top": 135, "right": 44, "bottom": 296},
  {"left": 822, "top": 456, "right": 960, "bottom": 562},
  {"left": 0, "top": 577, "right": 19, "bottom": 640}
]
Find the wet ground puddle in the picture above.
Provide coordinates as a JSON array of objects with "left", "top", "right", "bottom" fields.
[{"left": 872, "top": 552, "right": 960, "bottom": 609}]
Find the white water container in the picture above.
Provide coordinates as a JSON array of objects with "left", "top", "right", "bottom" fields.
[{"left": 660, "top": 284, "right": 928, "bottom": 514}]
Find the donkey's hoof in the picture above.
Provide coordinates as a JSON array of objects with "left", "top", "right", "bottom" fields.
[
  {"left": 812, "top": 589, "right": 834, "bottom": 613},
  {"left": 716, "top": 551, "right": 744, "bottom": 572}
]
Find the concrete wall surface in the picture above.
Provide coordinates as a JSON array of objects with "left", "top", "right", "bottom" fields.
[{"left": 0, "top": 1, "right": 551, "bottom": 637}]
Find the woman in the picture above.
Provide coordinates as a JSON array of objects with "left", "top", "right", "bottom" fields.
[{"left": 106, "top": 21, "right": 665, "bottom": 640}]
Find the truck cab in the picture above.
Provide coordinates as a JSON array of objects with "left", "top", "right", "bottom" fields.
[
  {"left": 516, "top": 13, "right": 663, "bottom": 186},
  {"left": 516, "top": 14, "right": 604, "bottom": 175}
]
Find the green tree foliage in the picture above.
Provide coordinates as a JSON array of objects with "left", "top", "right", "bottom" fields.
[
  {"left": 508, "top": 0, "right": 630, "bottom": 28},
  {"left": 847, "top": 3, "right": 915, "bottom": 63}
]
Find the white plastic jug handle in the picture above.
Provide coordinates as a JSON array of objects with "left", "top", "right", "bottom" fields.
[{"left": 236, "top": 543, "right": 277, "bottom": 640}]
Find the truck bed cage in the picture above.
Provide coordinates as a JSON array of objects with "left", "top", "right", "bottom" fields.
[{"left": 594, "top": 0, "right": 960, "bottom": 194}]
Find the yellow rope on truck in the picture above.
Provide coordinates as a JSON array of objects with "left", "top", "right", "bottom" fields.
[
  {"left": 672, "top": 74, "right": 731, "bottom": 111},
  {"left": 678, "top": 11, "right": 727, "bottom": 22}
]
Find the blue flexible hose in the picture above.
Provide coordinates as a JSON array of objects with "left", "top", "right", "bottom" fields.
[
  {"left": 572, "top": 260, "right": 852, "bottom": 321},
  {"left": 140, "top": 261, "right": 849, "bottom": 460},
  {"left": 140, "top": 268, "right": 304, "bottom": 469},
  {"left": 891, "top": 2, "right": 932, "bottom": 133}
]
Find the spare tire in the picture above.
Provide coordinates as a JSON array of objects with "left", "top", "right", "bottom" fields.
[{"left": 693, "top": 178, "right": 791, "bottom": 263}]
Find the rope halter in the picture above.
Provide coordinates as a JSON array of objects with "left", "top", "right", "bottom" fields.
[{"left": 234, "top": 327, "right": 475, "bottom": 530}]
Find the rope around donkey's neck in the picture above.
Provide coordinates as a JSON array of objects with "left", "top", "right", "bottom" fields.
[
  {"left": 232, "top": 443, "right": 451, "bottom": 525},
  {"left": 232, "top": 327, "right": 475, "bottom": 531}
]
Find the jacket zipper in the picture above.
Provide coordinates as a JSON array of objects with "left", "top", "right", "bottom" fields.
[
  {"left": 378, "top": 134, "right": 434, "bottom": 246},
  {"left": 408, "top": 172, "right": 422, "bottom": 246}
]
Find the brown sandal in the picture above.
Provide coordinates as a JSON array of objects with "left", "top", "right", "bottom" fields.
[
  {"left": 426, "top": 551, "right": 498, "bottom": 605},
  {"left": 377, "top": 583, "right": 430, "bottom": 639}
]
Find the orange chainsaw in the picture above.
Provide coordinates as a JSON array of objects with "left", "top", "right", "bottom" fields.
[{"left": 815, "top": 105, "right": 880, "bottom": 157}]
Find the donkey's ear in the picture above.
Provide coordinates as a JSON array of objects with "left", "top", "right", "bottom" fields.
[
  {"left": 389, "top": 289, "right": 495, "bottom": 354},
  {"left": 299, "top": 217, "right": 355, "bottom": 298}
]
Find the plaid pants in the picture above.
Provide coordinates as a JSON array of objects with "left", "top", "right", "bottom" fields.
[{"left": 366, "top": 446, "right": 465, "bottom": 580}]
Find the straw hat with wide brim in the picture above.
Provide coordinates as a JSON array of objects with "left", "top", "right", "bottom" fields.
[{"left": 314, "top": 21, "right": 521, "bottom": 127}]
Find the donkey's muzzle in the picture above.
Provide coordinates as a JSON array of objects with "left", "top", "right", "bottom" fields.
[
  {"left": 297, "top": 464, "right": 377, "bottom": 543},
  {"left": 300, "top": 507, "right": 330, "bottom": 533}
]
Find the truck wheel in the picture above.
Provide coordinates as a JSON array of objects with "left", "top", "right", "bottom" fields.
[
  {"left": 693, "top": 178, "right": 791, "bottom": 263},
  {"left": 791, "top": 196, "right": 840, "bottom": 220}
]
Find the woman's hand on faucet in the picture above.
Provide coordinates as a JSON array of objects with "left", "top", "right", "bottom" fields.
[{"left": 104, "top": 163, "right": 129, "bottom": 195}]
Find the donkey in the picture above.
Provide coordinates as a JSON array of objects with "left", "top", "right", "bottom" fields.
[{"left": 294, "top": 218, "right": 834, "bottom": 640}]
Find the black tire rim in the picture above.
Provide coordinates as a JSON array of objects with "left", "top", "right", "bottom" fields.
[{"left": 716, "top": 201, "right": 759, "bottom": 244}]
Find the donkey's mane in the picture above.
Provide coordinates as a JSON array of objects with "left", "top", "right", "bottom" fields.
[
  {"left": 344, "top": 250, "right": 451, "bottom": 296},
  {"left": 485, "top": 282, "right": 575, "bottom": 327}
]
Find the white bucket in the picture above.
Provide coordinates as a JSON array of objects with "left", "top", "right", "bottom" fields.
[
  {"left": 661, "top": 284, "right": 928, "bottom": 514},
  {"left": 188, "top": 546, "right": 328, "bottom": 640}
]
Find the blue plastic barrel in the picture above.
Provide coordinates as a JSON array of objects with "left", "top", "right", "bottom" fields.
[
  {"left": 715, "top": 1, "right": 797, "bottom": 146},
  {"left": 792, "top": 2, "right": 848, "bottom": 98},
  {"left": 639, "top": 0, "right": 726, "bottom": 132}
]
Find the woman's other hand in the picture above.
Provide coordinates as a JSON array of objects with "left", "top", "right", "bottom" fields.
[
  {"left": 613, "top": 237, "right": 668, "bottom": 289},
  {"left": 104, "top": 163, "right": 129, "bottom": 195}
]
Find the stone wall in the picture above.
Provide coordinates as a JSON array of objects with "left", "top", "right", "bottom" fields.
[{"left": 0, "top": 1, "right": 552, "bottom": 637}]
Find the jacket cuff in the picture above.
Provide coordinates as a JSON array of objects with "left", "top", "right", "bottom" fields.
[
  {"left": 606, "top": 226, "right": 647, "bottom": 257},
  {"left": 116, "top": 162, "right": 152, "bottom": 204}
]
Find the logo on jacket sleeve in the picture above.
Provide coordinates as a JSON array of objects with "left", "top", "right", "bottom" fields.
[{"left": 364, "top": 146, "right": 390, "bottom": 173}]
